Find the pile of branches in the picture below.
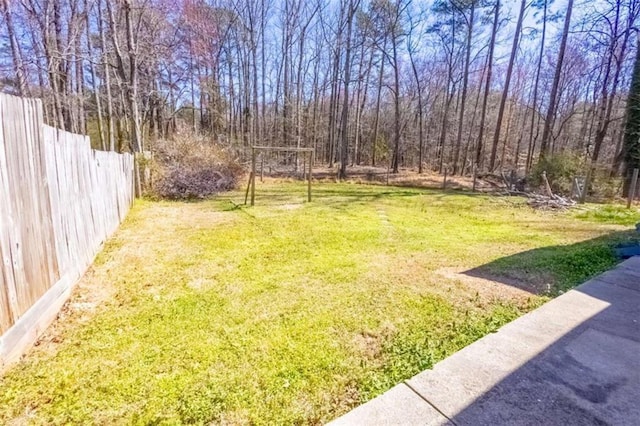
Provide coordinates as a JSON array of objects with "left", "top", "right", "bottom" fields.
[
  {"left": 502, "top": 190, "right": 576, "bottom": 210},
  {"left": 151, "top": 136, "right": 243, "bottom": 200},
  {"left": 524, "top": 193, "right": 576, "bottom": 210},
  {"left": 499, "top": 169, "right": 576, "bottom": 210}
]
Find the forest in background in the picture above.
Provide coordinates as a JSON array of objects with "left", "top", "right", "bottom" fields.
[{"left": 1, "top": 0, "right": 640, "bottom": 195}]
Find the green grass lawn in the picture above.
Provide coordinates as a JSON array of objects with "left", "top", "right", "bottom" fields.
[{"left": 1, "top": 182, "right": 638, "bottom": 425}]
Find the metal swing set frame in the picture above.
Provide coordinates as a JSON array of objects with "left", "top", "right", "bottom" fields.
[{"left": 245, "top": 146, "right": 314, "bottom": 206}]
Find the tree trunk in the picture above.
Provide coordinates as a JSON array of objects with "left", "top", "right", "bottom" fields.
[
  {"left": 74, "top": 4, "right": 86, "bottom": 135},
  {"left": 409, "top": 35, "right": 425, "bottom": 173},
  {"left": 622, "top": 33, "right": 640, "bottom": 196},
  {"left": 98, "top": 0, "right": 116, "bottom": 151},
  {"left": 525, "top": 0, "right": 547, "bottom": 172},
  {"left": 282, "top": 3, "right": 291, "bottom": 148},
  {"left": 86, "top": 0, "right": 105, "bottom": 150},
  {"left": 392, "top": 34, "right": 401, "bottom": 173},
  {"left": 1, "top": 0, "right": 29, "bottom": 96},
  {"left": 476, "top": 4, "right": 499, "bottom": 171},
  {"left": 339, "top": 0, "right": 356, "bottom": 179},
  {"left": 489, "top": 0, "right": 525, "bottom": 170},
  {"left": 107, "top": 0, "right": 142, "bottom": 152},
  {"left": 453, "top": 2, "right": 475, "bottom": 175},
  {"left": 353, "top": 37, "right": 371, "bottom": 166},
  {"left": 590, "top": 0, "right": 630, "bottom": 165},
  {"left": 124, "top": 0, "right": 142, "bottom": 152},
  {"left": 372, "top": 46, "right": 385, "bottom": 167},
  {"left": 539, "top": 0, "right": 574, "bottom": 159}
]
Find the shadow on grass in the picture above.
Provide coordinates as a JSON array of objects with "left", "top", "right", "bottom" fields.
[
  {"left": 246, "top": 186, "right": 423, "bottom": 207},
  {"left": 463, "top": 230, "right": 639, "bottom": 296},
  {"left": 245, "top": 181, "right": 500, "bottom": 209}
]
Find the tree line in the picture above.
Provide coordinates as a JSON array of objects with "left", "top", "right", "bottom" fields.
[{"left": 1, "top": 0, "right": 640, "bottom": 191}]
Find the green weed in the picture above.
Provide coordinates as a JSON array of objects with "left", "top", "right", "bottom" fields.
[{"left": 574, "top": 204, "right": 640, "bottom": 226}]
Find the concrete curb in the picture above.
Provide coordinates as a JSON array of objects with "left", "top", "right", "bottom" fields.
[{"left": 329, "top": 257, "right": 640, "bottom": 425}]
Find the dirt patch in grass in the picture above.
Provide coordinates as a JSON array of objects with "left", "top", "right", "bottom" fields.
[
  {"left": 459, "top": 267, "right": 556, "bottom": 295},
  {"left": 435, "top": 267, "right": 541, "bottom": 302},
  {"left": 351, "top": 322, "right": 397, "bottom": 362},
  {"left": 278, "top": 203, "right": 303, "bottom": 210},
  {"left": 363, "top": 251, "right": 535, "bottom": 309},
  {"left": 31, "top": 201, "right": 235, "bottom": 361},
  {"left": 32, "top": 268, "right": 116, "bottom": 358},
  {"left": 310, "top": 166, "right": 498, "bottom": 192}
]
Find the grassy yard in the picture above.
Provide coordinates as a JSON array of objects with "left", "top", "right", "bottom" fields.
[{"left": 1, "top": 182, "right": 638, "bottom": 425}]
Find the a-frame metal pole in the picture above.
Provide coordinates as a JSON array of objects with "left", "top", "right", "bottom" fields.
[
  {"left": 308, "top": 151, "right": 313, "bottom": 202},
  {"left": 251, "top": 147, "right": 256, "bottom": 206}
]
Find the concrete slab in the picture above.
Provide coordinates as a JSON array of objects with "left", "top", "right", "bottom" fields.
[
  {"left": 494, "top": 288, "right": 610, "bottom": 344},
  {"left": 618, "top": 255, "right": 640, "bottom": 270},
  {"left": 404, "top": 333, "right": 532, "bottom": 418},
  {"left": 406, "top": 287, "right": 611, "bottom": 421},
  {"left": 327, "top": 384, "right": 452, "bottom": 426},
  {"left": 564, "top": 328, "right": 639, "bottom": 381},
  {"left": 594, "top": 269, "right": 640, "bottom": 292},
  {"left": 439, "top": 326, "right": 640, "bottom": 426},
  {"left": 577, "top": 279, "right": 640, "bottom": 342},
  {"left": 329, "top": 257, "right": 640, "bottom": 425}
]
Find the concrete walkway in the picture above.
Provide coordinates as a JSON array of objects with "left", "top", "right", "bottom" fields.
[{"left": 329, "top": 257, "right": 640, "bottom": 425}]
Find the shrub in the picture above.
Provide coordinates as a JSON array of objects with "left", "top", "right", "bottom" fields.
[
  {"left": 529, "top": 153, "right": 585, "bottom": 195},
  {"left": 151, "top": 136, "right": 243, "bottom": 200},
  {"left": 588, "top": 169, "right": 624, "bottom": 202},
  {"left": 528, "top": 155, "right": 624, "bottom": 200}
]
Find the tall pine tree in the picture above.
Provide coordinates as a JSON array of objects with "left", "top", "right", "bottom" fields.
[{"left": 623, "top": 34, "right": 640, "bottom": 196}]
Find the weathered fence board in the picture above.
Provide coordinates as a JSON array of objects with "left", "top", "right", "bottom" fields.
[{"left": 0, "top": 93, "right": 134, "bottom": 370}]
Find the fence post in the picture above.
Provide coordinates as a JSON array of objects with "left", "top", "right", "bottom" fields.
[
  {"left": 133, "top": 154, "right": 142, "bottom": 197},
  {"left": 627, "top": 168, "right": 639, "bottom": 209},
  {"left": 579, "top": 167, "right": 592, "bottom": 204},
  {"left": 472, "top": 164, "right": 477, "bottom": 192},
  {"left": 386, "top": 155, "right": 391, "bottom": 186},
  {"left": 260, "top": 155, "right": 264, "bottom": 182},
  {"left": 442, "top": 166, "right": 448, "bottom": 190}
]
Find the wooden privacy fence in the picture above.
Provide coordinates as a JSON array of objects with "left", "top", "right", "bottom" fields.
[{"left": 0, "top": 93, "right": 134, "bottom": 369}]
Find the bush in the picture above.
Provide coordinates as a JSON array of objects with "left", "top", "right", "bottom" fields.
[
  {"left": 529, "top": 153, "right": 585, "bottom": 195},
  {"left": 588, "top": 169, "right": 624, "bottom": 202},
  {"left": 151, "top": 136, "right": 243, "bottom": 200},
  {"left": 528, "top": 154, "right": 624, "bottom": 200}
]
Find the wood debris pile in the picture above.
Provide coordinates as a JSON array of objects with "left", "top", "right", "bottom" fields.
[
  {"left": 499, "top": 171, "right": 576, "bottom": 210},
  {"left": 523, "top": 193, "right": 576, "bottom": 210}
]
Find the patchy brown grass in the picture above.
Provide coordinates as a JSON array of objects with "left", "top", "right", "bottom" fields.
[{"left": 310, "top": 166, "right": 499, "bottom": 191}]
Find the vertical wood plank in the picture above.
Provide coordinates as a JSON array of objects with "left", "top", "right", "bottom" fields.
[
  {"left": 0, "top": 93, "right": 134, "bottom": 336},
  {"left": 0, "top": 95, "right": 17, "bottom": 330}
]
